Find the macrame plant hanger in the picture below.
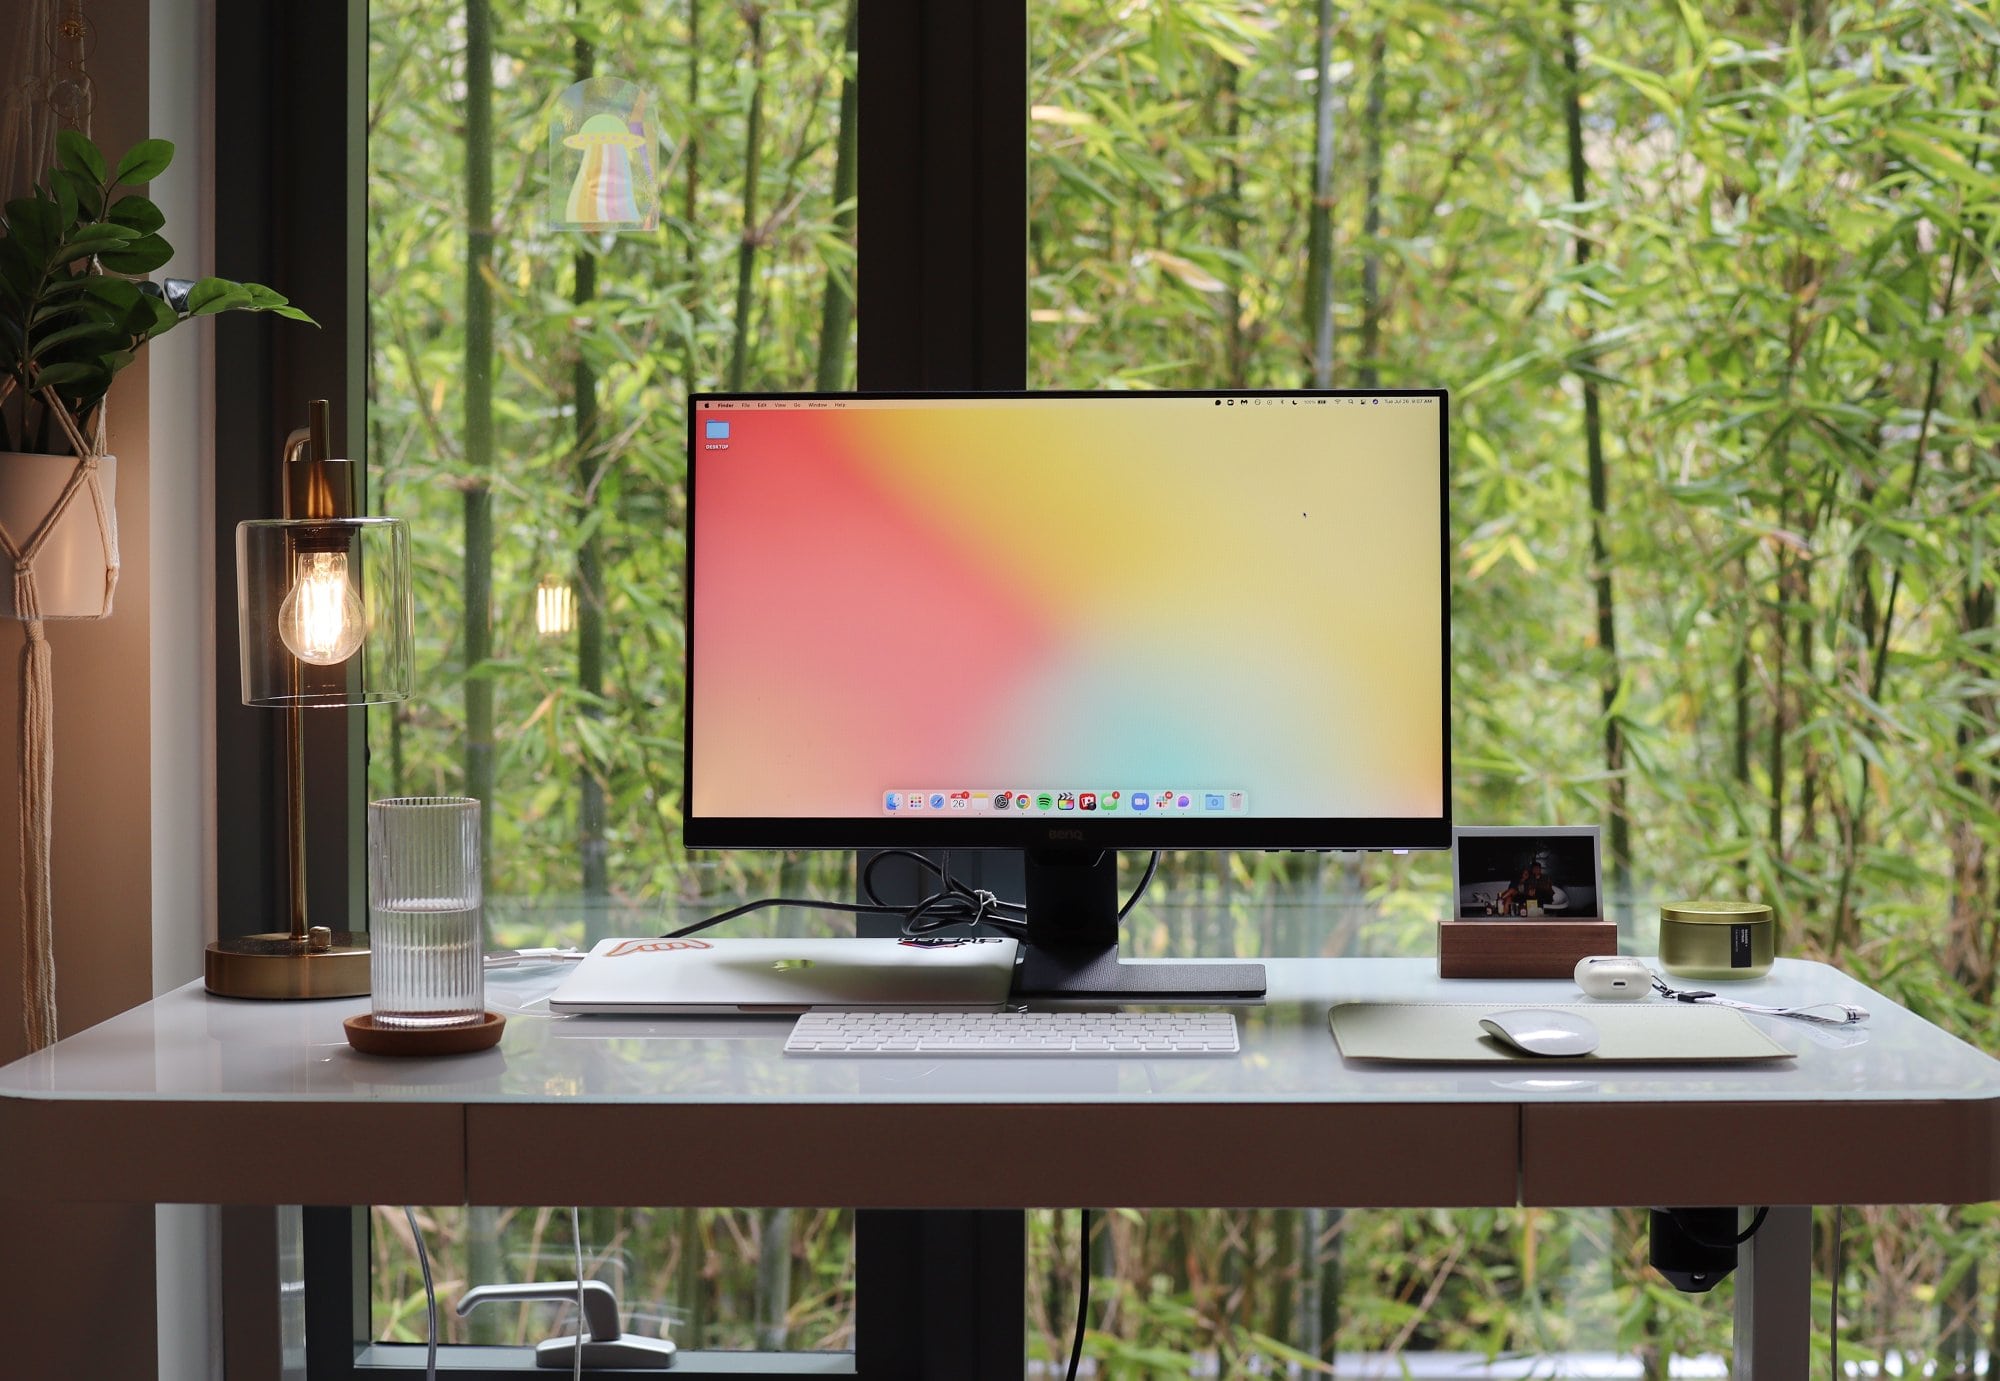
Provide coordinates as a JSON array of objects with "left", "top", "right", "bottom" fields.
[
  {"left": 0, "top": 384, "right": 116, "bottom": 1053},
  {"left": 1, "top": 0, "right": 103, "bottom": 1053}
]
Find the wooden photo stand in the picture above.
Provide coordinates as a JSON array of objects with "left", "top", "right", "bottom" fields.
[
  {"left": 1443, "top": 825, "right": 1613, "bottom": 978},
  {"left": 1437, "top": 918, "right": 1619, "bottom": 979}
]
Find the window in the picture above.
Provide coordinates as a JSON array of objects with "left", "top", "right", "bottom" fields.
[
  {"left": 360, "top": 0, "right": 861, "bottom": 1362},
  {"left": 236, "top": 0, "right": 2000, "bottom": 1372}
]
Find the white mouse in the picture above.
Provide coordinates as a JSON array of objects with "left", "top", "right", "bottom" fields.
[{"left": 1478, "top": 1008, "right": 1600, "bottom": 1057}]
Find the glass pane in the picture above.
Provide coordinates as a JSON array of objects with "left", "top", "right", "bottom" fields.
[
  {"left": 375, "top": 1207, "right": 852, "bottom": 1352},
  {"left": 366, "top": 0, "right": 856, "bottom": 1350},
  {"left": 1030, "top": 0, "right": 2000, "bottom": 1372}
]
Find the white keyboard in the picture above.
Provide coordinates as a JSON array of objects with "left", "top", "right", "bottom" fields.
[{"left": 785, "top": 1009, "right": 1239, "bottom": 1056}]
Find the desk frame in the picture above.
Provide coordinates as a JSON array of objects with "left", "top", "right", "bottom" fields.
[{"left": 10, "top": 962, "right": 1999, "bottom": 1379}]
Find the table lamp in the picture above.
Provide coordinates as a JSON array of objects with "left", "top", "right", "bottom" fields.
[{"left": 205, "top": 400, "right": 413, "bottom": 999}]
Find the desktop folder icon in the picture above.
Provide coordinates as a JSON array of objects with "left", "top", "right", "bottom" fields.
[{"left": 705, "top": 420, "right": 731, "bottom": 440}]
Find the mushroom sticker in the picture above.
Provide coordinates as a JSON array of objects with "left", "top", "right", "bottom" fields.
[{"left": 548, "top": 77, "right": 659, "bottom": 232}]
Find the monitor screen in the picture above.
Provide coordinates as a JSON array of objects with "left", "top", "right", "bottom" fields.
[{"left": 684, "top": 390, "right": 1448, "bottom": 850}]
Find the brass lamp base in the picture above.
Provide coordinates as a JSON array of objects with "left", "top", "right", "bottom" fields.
[{"left": 204, "top": 931, "right": 371, "bottom": 999}]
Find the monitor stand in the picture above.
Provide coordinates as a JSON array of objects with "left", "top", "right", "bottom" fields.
[{"left": 1010, "top": 849, "right": 1267, "bottom": 1001}]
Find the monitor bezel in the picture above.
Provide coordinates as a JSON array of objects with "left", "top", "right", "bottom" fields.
[{"left": 682, "top": 388, "right": 1451, "bottom": 851}]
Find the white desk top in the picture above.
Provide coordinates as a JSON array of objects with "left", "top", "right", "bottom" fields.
[
  {"left": 4, "top": 958, "right": 1996, "bottom": 1209},
  {"left": 0, "top": 958, "right": 1983, "bottom": 1105}
]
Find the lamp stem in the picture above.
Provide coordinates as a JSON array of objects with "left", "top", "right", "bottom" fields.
[{"left": 287, "top": 696, "right": 308, "bottom": 942}]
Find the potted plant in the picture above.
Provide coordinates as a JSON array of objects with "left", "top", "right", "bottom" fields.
[
  {"left": 1, "top": 131, "right": 312, "bottom": 616},
  {"left": 0, "top": 131, "right": 313, "bottom": 1050}
]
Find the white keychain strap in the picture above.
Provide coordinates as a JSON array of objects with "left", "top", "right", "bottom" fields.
[{"left": 1651, "top": 976, "right": 1869, "bottom": 1026}]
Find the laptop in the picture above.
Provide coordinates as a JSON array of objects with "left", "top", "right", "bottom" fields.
[{"left": 547, "top": 935, "right": 1020, "bottom": 1015}]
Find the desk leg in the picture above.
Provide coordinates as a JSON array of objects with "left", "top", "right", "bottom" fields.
[
  {"left": 855, "top": 1208, "right": 1024, "bottom": 1379},
  {"left": 1734, "top": 1205, "right": 1812, "bottom": 1378}
]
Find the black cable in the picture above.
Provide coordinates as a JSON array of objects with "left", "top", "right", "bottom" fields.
[
  {"left": 1666, "top": 1205, "right": 1770, "bottom": 1249},
  {"left": 663, "top": 894, "right": 906, "bottom": 940},
  {"left": 1831, "top": 1205, "right": 1842, "bottom": 1381},
  {"left": 1066, "top": 1207, "right": 1092, "bottom": 1381},
  {"left": 663, "top": 849, "right": 1163, "bottom": 942}
]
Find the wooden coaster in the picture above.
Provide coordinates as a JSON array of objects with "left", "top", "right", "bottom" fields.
[{"left": 343, "top": 1010, "right": 506, "bottom": 1056}]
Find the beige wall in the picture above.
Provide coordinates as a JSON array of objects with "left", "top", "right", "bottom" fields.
[{"left": 0, "top": 0, "right": 161, "bottom": 1373}]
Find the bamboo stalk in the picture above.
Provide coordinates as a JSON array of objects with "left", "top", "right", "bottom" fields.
[
  {"left": 1221, "top": 57, "right": 1246, "bottom": 388},
  {"left": 727, "top": 5, "right": 768, "bottom": 393},
  {"left": 462, "top": 0, "right": 496, "bottom": 896},
  {"left": 1303, "top": 0, "right": 1335, "bottom": 387},
  {"left": 813, "top": 0, "right": 857, "bottom": 393},
  {"left": 571, "top": 25, "right": 609, "bottom": 931},
  {"left": 1357, "top": 27, "right": 1386, "bottom": 390},
  {"left": 1561, "top": 0, "right": 1627, "bottom": 885}
]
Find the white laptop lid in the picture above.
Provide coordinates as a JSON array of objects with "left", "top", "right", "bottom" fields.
[{"left": 547, "top": 935, "right": 1020, "bottom": 1014}]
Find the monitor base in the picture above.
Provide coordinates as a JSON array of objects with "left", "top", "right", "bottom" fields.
[{"left": 1011, "top": 943, "right": 1266, "bottom": 1002}]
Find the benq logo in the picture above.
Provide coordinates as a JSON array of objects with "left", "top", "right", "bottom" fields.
[
  {"left": 605, "top": 938, "right": 713, "bottom": 958},
  {"left": 1045, "top": 828, "right": 1086, "bottom": 842}
]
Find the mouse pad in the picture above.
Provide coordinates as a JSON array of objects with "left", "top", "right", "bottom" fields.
[{"left": 1329, "top": 1002, "right": 1797, "bottom": 1063}]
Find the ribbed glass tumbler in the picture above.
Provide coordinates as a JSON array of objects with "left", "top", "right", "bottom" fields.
[{"left": 368, "top": 796, "right": 484, "bottom": 1028}]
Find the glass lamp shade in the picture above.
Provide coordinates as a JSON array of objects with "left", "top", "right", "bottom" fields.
[{"left": 237, "top": 517, "right": 414, "bottom": 707}]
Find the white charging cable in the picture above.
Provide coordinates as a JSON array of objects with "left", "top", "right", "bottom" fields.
[{"left": 1651, "top": 975, "right": 1869, "bottom": 1025}]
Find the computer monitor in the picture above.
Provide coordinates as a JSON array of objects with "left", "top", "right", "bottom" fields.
[{"left": 684, "top": 389, "right": 1449, "bottom": 999}]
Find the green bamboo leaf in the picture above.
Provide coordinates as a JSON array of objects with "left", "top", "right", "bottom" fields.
[
  {"left": 55, "top": 130, "right": 106, "bottom": 183},
  {"left": 111, "top": 139, "right": 175, "bottom": 187}
]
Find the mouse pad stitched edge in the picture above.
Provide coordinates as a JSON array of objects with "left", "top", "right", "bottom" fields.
[{"left": 1329, "top": 1002, "right": 1797, "bottom": 1063}]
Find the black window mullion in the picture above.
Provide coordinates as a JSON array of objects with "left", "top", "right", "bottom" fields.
[
  {"left": 213, "top": 0, "right": 366, "bottom": 945},
  {"left": 853, "top": 0, "right": 1030, "bottom": 1374}
]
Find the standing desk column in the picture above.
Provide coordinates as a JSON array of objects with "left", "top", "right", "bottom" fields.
[{"left": 1734, "top": 1205, "right": 1812, "bottom": 1379}]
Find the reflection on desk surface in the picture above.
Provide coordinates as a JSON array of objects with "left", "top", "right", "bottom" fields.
[{"left": 1, "top": 958, "right": 1990, "bottom": 1109}]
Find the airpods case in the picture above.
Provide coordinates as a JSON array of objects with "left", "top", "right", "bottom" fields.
[{"left": 1574, "top": 955, "right": 1652, "bottom": 1000}]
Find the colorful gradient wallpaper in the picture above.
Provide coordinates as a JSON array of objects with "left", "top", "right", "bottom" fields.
[{"left": 688, "top": 396, "right": 1445, "bottom": 821}]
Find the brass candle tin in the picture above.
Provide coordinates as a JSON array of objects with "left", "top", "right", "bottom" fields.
[{"left": 1659, "top": 900, "right": 1774, "bottom": 980}]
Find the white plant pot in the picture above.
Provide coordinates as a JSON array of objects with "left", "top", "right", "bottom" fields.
[{"left": 0, "top": 451, "right": 118, "bottom": 620}]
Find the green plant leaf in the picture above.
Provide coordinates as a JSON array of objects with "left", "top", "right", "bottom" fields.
[
  {"left": 111, "top": 139, "right": 174, "bottom": 187},
  {"left": 62, "top": 223, "right": 137, "bottom": 259},
  {"left": 79, "top": 276, "right": 142, "bottom": 309},
  {"left": 32, "top": 321, "right": 125, "bottom": 357},
  {"left": 138, "top": 296, "right": 177, "bottom": 338},
  {"left": 106, "top": 195, "right": 165, "bottom": 234},
  {"left": 241, "top": 282, "right": 316, "bottom": 324},
  {"left": 0, "top": 237, "right": 34, "bottom": 304},
  {"left": 30, "top": 361, "right": 97, "bottom": 390},
  {"left": 96, "top": 234, "right": 173, "bottom": 274},
  {"left": 52, "top": 173, "right": 77, "bottom": 229},
  {"left": 4, "top": 197, "right": 61, "bottom": 264},
  {"left": 56, "top": 130, "right": 107, "bottom": 183},
  {"left": 186, "top": 277, "right": 253, "bottom": 315},
  {"left": 65, "top": 171, "right": 103, "bottom": 219}
]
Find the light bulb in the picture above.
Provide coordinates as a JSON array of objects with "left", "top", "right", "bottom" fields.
[
  {"left": 535, "top": 575, "right": 575, "bottom": 638},
  {"left": 277, "top": 550, "right": 367, "bottom": 666}
]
